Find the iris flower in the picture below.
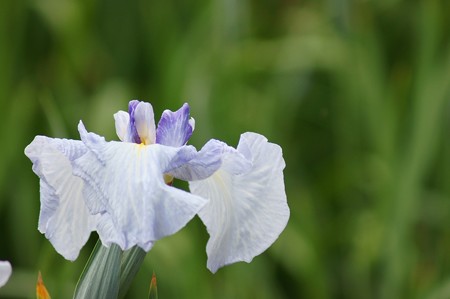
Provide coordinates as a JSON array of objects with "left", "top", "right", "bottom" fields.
[
  {"left": 0, "top": 261, "right": 11, "bottom": 288},
  {"left": 25, "top": 100, "right": 289, "bottom": 272}
]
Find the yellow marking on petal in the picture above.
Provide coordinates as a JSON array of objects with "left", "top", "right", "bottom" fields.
[
  {"left": 163, "top": 174, "right": 174, "bottom": 185},
  {"left": 135, "top": 143, "right": 147, "bottom": 156},
  {"left": 142, "top": 138, "right": 153, "bottom": 145},
  {"left": 36, "top": 271, "right": 51, "bottom": 299}
]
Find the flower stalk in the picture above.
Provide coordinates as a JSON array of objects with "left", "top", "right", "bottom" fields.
[
  {"left": 74, "top": 241, "right": 122, "bottom": 299},
  {"left": 119, "top": 246, "right": 147, "bottom": 299},
  {"left": 73, "top": 239, "right": 147, "bottom": 299}
]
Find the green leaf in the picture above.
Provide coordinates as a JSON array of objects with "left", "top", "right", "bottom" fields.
[
  {"left": 118, "top": 246, "right": 147, "bottom": 299},
  {"left": 73, "top": 240, "right": 122, "bottom": 299}
]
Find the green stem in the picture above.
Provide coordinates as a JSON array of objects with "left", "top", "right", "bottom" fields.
[
  {"left": 73, "top": 240, "right": 122, "bottom": 299},
  {"left": 118, "top": 246, "right": 147, "bottom": 299}
]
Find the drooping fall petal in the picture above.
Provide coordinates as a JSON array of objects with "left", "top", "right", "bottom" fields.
[
  {"left": 166, "top": 139, "right": 228, "bottom": 181},
  {"left": 72, "top": 122, "right": 207, "bottom": 251},
  {"left": 25, "top": 136, "right": 98, "bottom": 261},
  {"left": 189, "top": 132, "right": 289, "bottom": 273}
]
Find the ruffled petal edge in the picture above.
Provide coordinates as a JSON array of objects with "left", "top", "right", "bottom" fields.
[{"left": 190, "top": 132, "right": 289, "bottom": 272}]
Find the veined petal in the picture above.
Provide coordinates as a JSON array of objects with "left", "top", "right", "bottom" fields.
[
  {"left": 114, "top": 110, "right": 130, "bottom": 142},
  {"left": 24, "top": 136, "right": 98, "bottom": 261},
  {"left": 73, "top": 125, "right": 208, "bottom": 251},
  {"left": 78, "top": 121, "right": 107, "bottom": 164},
  {"left": 189, "top": 132, "right": 289, "bottom": 273},
  {"left": 168, "top": 139, "right": 244, "bottom": 181},
  {"left": 128, "top": 100, "right": 142, "bottom": 144},
  {"left": 0, "top": 261, "right": 12, "bottom": 288},
  {"left": 134, "top": 101, "right": 156, "bottom": 145},
  {"left": 156, "top": 103, "right": 194, "bottom": 147}
]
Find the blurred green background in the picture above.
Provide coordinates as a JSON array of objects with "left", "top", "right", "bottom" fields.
[{"left": 1, "top": 0, "right": 450, "bottom": 298}]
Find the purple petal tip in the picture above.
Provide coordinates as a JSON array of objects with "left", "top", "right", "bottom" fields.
[
  {"left": 128, "top": 100, "right": 142, "bottom": 144},
  {"left": 156, "top": 103, "right": 194, "bottom": 147}
]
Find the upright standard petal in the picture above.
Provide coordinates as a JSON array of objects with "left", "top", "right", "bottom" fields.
[
  {"left": 127, "top": 100, "right": 142, "bottom": 144},
  {"left": 73, "top": 123, "right": 208, "bottom": 251},
  {"left": 189, "top": 132, "right": 289, "bottom": 273},
  {"left": 114, "top": 110, "right": 130, "bottom": 142},
  {"left": 134, "top": 101, "right": 156, "bottom": 145},
  {"left": 25, "top": 136, "right": 99, "bottom": 261},
  {"left": 156, "top": 103, "right": 194, "bottom": 147},
  {"left": 0, "top": 261, "right": 12, "bottom": 288}
]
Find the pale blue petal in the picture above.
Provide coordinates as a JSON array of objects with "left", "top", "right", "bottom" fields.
[
  {"left": 73, "top": 124, "right": 208, "bottom": 251},
  {"left": 163, "top": 145, "right": 197, "bottom": 173},
  {"left": 0, "top": 261, "right": 11, "bottom": 288},
  {"left": 127, "top": 100, "right": 142, "bottom": 143},
  {"left": 189, "top": 132, "right": 289, "bottom": 273},
  {"left": 167, "top": 139, "right": 241, "bottom": 181},
  {"left": 156, "top": 103, "right": 194, "bottom": 147},
  {"left": 220, "top": 144, "right": 253, "bottom": 175},
  {"left": 114, "top": 110, "right": 130, "bottom": 142},
  {"left": 78, "top": 121, "right": 107, "bottom": 164},
  {"left": 134, "top": 101, "right": 156, "bottom": 145},
  {"left": 24, "top": 136, "right": 98, "bottom": 261}
]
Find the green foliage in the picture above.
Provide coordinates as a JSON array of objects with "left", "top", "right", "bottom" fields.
[{"left": 0, "top": 0, "right": 449, "bottom": 298}]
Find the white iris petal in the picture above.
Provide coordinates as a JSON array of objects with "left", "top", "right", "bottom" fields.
[
  {"left": 0, "top": 261, "right": 11, "bottom": 288},
  {"left": 189, "top": 132, "right": 289, "bottom": 273},
  {"left": 188, "top": 117, "right": 195, "bottom": 132},
  {"left": 24, "top": 136, "right": 98, "bottom": 261},
  {"left": 73, "top": 122, "right": 207, "bottom": 251},
  {"left": 134, "top": 102, "right": 156, "bottom": 145},
  {"left": 167, "top": 139, "right": 228, "bottom": 181},
  {"left": 113, "top": 110, "right": 130, "bottom": 142}
]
